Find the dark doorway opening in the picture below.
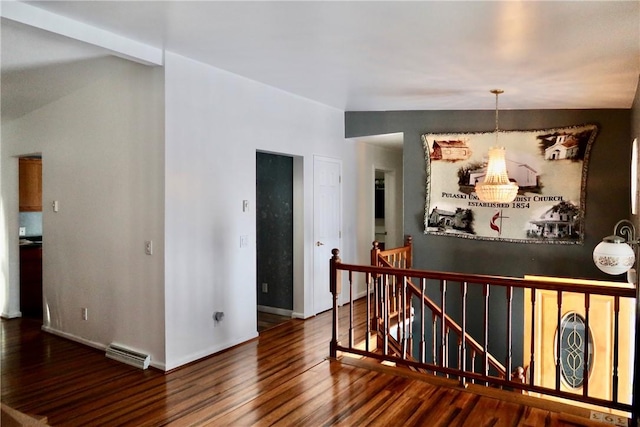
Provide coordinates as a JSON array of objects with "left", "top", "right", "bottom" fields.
[{"left": 256, "top": 152, "right": 294, "bottom": 332}]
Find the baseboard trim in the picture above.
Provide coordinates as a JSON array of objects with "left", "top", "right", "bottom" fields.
[
  {"left": 164, "top": 331, "right": 259, "bottom": 371},
  {"left": 257, "top": 305, "right": 293, "bottom": 317},
  {"left": 41, "top": 325, "right": 106, "bottom": 352},
  {"left": 1, "top": 310, "right": 22, "bottom": 319},
  {"left": 41, "top": 325, "right": 167, "bottom": 371}
]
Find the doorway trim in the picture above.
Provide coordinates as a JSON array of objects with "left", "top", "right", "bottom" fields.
[
  {"left": 2, "top": 152, "right": 43, "bottom": 319},
  {"left": 373, "top": 168, "right": 400, "bottom": 250},
  {"left": 292, "top": 155, "right": 304, "bottom": 318}
]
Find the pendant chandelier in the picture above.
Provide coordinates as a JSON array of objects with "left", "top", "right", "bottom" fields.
[{"left": 474, "top": 89, "right": 519, "bottom": 203}]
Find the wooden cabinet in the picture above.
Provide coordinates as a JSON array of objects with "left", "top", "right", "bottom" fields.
[
  {"left": 19, "top": 158, "right": 42, "bottom": 212},
  {"left": 20, "top": 246, "right": 42, "bottom": 318}
]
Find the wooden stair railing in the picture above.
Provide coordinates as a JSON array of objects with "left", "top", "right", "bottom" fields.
[
  {"left": 371, "top": 236, "right": 508, "bottom": 380},
  {"left": 373, "top": 296, "right": 414, "bottom": 363},
  {"left": 329, "top": 244, "right": 637, "bottom": 417}
]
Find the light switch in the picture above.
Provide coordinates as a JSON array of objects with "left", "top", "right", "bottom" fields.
[
  {"left": 19, "top": 227, "right": 26, "bottom": 236},
  {"left": 242, "top": 200, "right": 249, "bottom": 212},
  {"left": 240, "top": 235, "right": 249, "bottom": 248},
  {"left": 52, "top": 200, "right": 59, "bottom": 212}
]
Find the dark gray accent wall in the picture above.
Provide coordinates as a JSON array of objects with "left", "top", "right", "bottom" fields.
[
  {"left": 256, "top": 152, "right": 293, "bottom": 310},
  {"left": 346, "top": 109, "right": 631, "bottom": 279},
  {"left": 346, "top": 108, "right": 632, "bottom": 370}
]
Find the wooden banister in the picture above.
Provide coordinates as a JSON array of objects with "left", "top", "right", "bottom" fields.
[
  {"left": 406, "top": 278, "right": 507, "bottom": 376},
  {"left": 333, "top": 239, "right": 636, "bottom": 416},
  {"left": 373, "top": 239, "right": 507, "bottom": 377}
]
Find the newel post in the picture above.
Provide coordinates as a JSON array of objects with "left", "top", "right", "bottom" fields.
[
  {"left": 370, "top": 241, "right": 381, "bottom": 331},
  {"left": 371, "top": 241, "right": 381, "bottom": 267},
  {"left": 330, "top": 248, "right": 342, "bottom": 359},
  {"left": 405, "top": 235, "right": 413, "bottom": 269}
]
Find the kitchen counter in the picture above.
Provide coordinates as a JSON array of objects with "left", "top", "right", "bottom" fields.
[{"left": 19, "top": 236, "right": 42, "bottom": 247}]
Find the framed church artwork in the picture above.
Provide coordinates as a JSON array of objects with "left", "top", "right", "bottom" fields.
[{"left": 422, "top": 124, "right": 598, "bottom": 244}]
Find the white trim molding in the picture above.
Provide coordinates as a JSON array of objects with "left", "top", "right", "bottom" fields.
[{"left": 0, "top": 1, "right": 163, "bottom": 66}]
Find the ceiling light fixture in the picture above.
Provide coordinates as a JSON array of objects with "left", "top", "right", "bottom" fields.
[{"left": 474, "top": 89, "right": 519, "bottom": 203}]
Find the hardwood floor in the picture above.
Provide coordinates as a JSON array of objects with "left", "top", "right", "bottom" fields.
[
  {"left": 257, "top": 311, "right": 291, "bottom": 333},
  {"left": 1, "top": 301, "right": 611, "bottom": 426}
]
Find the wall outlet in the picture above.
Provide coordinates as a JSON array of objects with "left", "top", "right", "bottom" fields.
[
  {"left": 81, "top": 307, "right": 88, "bottom": 321},
  {"left": 261, "top": 282, "right": 268, "bottom": 293},
  {"left": 145, "top": 240, "right": 153, "bottom": 255},
  {"left": 19, "top": 227, "right": 26, "bottom": 236}
]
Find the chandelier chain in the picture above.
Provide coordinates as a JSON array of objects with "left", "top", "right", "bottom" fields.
[
  {"left": 491, "top": 89, "right": 504, "bottom": 143},
  {"left": 495, "top": 91, "right": 499, "bottom": 133}
]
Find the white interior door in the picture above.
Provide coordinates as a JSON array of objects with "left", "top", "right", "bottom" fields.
[{"left": 313, "top": 156, "right": 342, "bottom": 314}]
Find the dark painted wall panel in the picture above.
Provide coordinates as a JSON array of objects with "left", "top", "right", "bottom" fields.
[
  {"left": 346, "top": 108, "right": 633, "bottom": 371},
  {"left": 256, "top": 152, "right": 293, "bottom": 310},
  {"left": 346, "top": 109, "right": 632, "bottom": 280}
]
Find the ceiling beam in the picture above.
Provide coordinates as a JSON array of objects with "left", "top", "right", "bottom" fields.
[{"left": 0, "top": 1, "right": 163, "bottom": 66}]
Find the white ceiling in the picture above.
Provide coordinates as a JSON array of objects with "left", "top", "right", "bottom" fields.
[{"left": 2, "top": 1, "right": 639, "bottom": 121}]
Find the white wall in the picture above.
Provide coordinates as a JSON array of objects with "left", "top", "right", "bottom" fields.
[
  {"left": 351, "top": 142, "right": 404, "bottom": 298},
  {"left": 1, "top": 32, "right": 382, "bottom": 373},
  {"left": 163, "top": 52, "right": 358, "bottom": 369},
  {"left": 0, "top": 58, "right": 166, "bottom": 366}
]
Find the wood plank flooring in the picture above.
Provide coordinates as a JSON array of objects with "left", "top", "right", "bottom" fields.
[
  {"left": 257, "top": 311, "right": 290, "bottom": 333},
  {"left": 1, "top": 301, "right": 612, "bottom": 426}
]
